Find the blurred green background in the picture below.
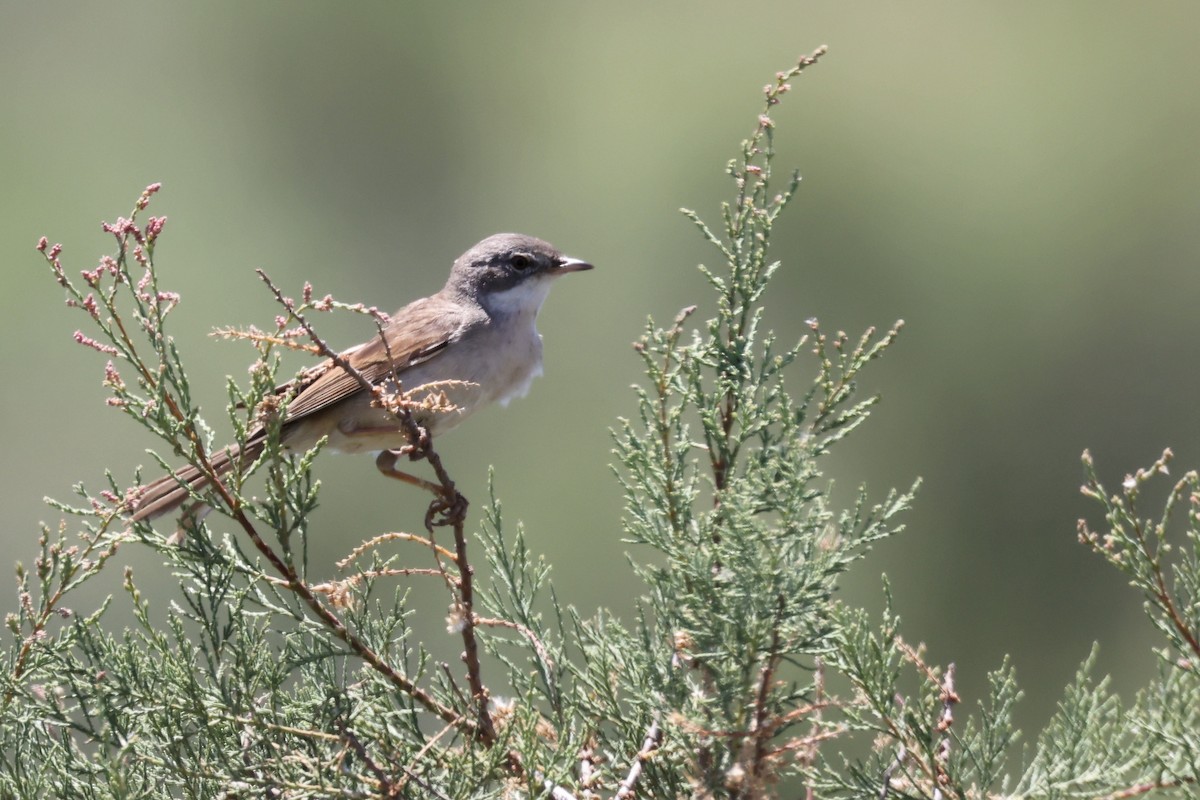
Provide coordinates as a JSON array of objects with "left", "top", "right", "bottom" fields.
[{"left": 4, "top": 2, "right": 1199, "bottom": 741}]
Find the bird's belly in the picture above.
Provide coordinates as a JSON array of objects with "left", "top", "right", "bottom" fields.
[{"left": 284, "top": 384, "right": 486, "bottom": 455}]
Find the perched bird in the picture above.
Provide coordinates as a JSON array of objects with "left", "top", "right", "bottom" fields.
[{"left": 130, "top": 233, "right": 592, "bottom": 521}]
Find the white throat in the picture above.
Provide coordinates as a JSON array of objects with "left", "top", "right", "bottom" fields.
[
  {"left": 476, "top": 278, "right": 552, "bottom": 407},
  {"left": 482, "top": 278, "right": 553, "bottom": 321}
]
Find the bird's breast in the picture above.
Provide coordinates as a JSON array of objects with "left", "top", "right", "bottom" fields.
[
  {"left": 380, "top": 313, "right": 544, "bottom": 432},
  {"left": 483, "top": 316, "right": 544, "bottom": 407}
]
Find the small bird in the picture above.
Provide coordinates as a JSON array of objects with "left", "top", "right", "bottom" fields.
[{"left": 130, "top": 233, "right": 592, "bottom": 521}]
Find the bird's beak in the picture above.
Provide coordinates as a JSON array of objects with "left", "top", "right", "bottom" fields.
[{"left": 553, "top": 256, "right": 594, "bottom": 274}]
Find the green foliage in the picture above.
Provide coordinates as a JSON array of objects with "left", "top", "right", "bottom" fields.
[
  {"left": 607, "top": 47, "right": 914, "bottom": 796},
  {"left": 6, "top": 50, "right": 1200, "bottom": 799}
]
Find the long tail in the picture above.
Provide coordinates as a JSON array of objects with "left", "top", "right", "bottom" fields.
[{"left": 129, "top": 441, "right": 265, "bottom": 522}]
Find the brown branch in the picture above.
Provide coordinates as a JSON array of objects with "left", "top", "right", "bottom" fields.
[
  {"left": 336, "top": 722, "right": 398, "bottom": 798},
  {"left": 745, "top": 595, "right": 787, "bottom": 795},
  {"left": 225, "top": 497, "right": 469, "bottom": 732},
  {"left": 443, "top": 494, "right": 495, "bottom": 743},
  {"left": 439, "top": 662, "right": 470, "bottom": 712},
  {"left": 670, "top": 701, "right": 835, "bottom": 745}
]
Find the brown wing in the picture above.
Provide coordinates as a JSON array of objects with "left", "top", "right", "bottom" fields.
[{"left": 278, "top": 294, "right": 476, "bottom": 425}]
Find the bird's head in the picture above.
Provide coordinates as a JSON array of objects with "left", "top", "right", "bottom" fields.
[{"left": 445, "top": 233, "right": 592, "bottom": 318}]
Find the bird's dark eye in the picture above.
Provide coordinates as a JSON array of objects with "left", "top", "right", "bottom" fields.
[{"left": 510, "top": 253, "right": 532, "bottom": 271}]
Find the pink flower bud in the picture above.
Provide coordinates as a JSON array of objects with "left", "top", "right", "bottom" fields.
[{"left": 73, "top": 331, "right": 119, "bottom": 355}]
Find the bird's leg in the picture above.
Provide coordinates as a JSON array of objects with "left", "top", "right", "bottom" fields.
[{"left": 375, "top": 450, "right": 442, "bottom": 495}]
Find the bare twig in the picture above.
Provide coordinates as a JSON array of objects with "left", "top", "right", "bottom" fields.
[
  {"left": 544, "top": 780, "right": 580, "bottom": 800},
  {"left": 613, "top": 721, "right": 663, "bottom": 800}
]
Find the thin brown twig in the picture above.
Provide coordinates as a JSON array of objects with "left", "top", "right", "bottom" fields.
[
  {"left": 1130, "top": 512, "right": 1200, "bottom": 661},
  {"left": 670, "top": 700, "right": 834, "bottom": 742},
  {"left": 198, "top": 706, "right": 344, "bottom": 743},
  {"left": 394, "top": 718, "right": 461, "bottom": 797},
  {"left": 1094, "top": 778, "right": 1193, "bottom": 800},
  {"left": 430, "top": 468, "right": 492, "bottom": 742},
  {"left": 890, "top": 639, "right": 959, "bottom": 797},
  {"left": 765, "top": 726, "right": 843, "bottom": 757},
  {"left": 341, "top": 720, "right": 456, "bottom": 800},
  {"left": 440, "top": 662, "right": 470, "bottom": 712},
  {"left": 211, "top": 326, "right": 322, "bottom": 354},
  {"left": 336, "top": 723, "right": 397, "bottom": 797},
  {"left": 256, "top": 269, "right": 497, "bottom": 746},
  {"left": 308, "top": 566, "right": 448, "bottom": 598},
  {"left": 337, "top": 531, "right": 458, "bottom": 568},
  {"left": 895, "top": 638, "right": 939, "bottom": 686}
]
